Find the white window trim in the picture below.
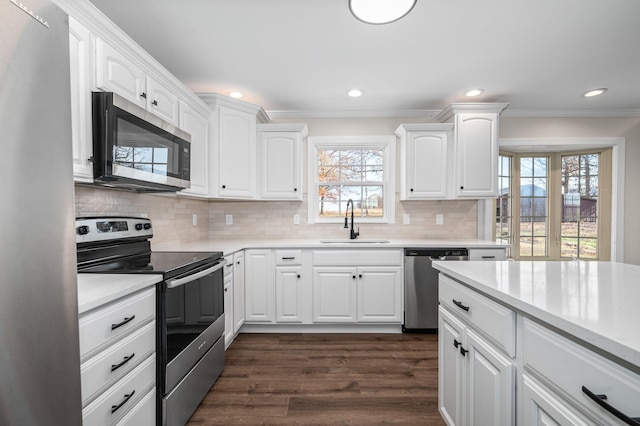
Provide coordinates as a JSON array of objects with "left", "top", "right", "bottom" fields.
[
  {"left": 307, "top": 135, "right": 396, "bottom": 225},
  {"left": 492, "top": 137, "right": 625, "bottom": 262}
]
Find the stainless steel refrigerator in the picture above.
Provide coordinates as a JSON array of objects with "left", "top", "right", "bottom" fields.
[{"left": 0, "top": 0, "right": 82, "bottom": 424}]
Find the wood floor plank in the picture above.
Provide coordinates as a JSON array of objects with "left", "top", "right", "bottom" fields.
[{"left": 187, "top": 333, "right": 445, "bottom": 425}]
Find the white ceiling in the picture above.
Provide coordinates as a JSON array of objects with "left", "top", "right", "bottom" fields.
[{"left": 89, "top": 0, "right": 640, "bottom": 118}]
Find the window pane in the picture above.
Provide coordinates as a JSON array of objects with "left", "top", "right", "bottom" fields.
[
  {"left": 533, "top": 159, "right": 547, "bottom": 177},
  {"left": 340, "top": 165, "right": 363, "bottom": 182},
  {"left": 365, "top": 165, "right": 384, "bottom": 181},
  {"left": 532, "top": 219, "right": 547, "bottom": 236},
  {"left": 532, "top": 237, "right": 547, "bottom": 256},
  {"left": 521, "top": 158, "right": 533, "bottom": 177},
  {"left": 561, "top": 237, "right": 578, "bottom": 258},
  {"left": 579, "top": 238, "right": 597, "bottom": 259}
]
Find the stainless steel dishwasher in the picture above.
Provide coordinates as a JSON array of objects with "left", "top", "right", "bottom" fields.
[{"left": 403, "top": 248, "right": 469, "bottom": 332}]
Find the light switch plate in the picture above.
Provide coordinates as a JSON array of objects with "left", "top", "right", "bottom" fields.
[
  {"left": 192, "top": 213, "right": 197, "bottom": 226},
  {"left": 436, "top": 214, "right": 444, "bottom": 225},
  {"left": 293, "top": 214, "right": 300, "bottom": 225},
  {"left": 225, "top": 214, "right": 233, "bottom": 225},
  {"left": 403, "top": 214, "right": 410, "bottom": 225}
]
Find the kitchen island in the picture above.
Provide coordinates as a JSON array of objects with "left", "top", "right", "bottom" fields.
[{"left": 432, "top": 260, "right": 640, "bottom": 425}]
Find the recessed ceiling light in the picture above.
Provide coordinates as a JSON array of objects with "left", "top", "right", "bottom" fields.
[
  {"left": 228, "top": 91, "right": 244, "bottom": 99},
  {"left": 465, "top": 89, "right": 484, "bottom": 97},
  {"left": 347, "top": 89, "right": 364, "bottom": 98},
  {"left": 582, "top": 88, "right": 607, "bottom": 98},
  {"left": 349, "top": 0, "right": 416, "bottom": 25}
]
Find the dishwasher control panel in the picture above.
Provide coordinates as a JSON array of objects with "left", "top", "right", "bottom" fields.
[{"left": 405, "top": 248, "right": 469, "bottom": 257}]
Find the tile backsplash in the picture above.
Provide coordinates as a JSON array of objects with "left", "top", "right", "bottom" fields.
[{"left": 75, "top": 187, "right": 478, "bottom": 247}]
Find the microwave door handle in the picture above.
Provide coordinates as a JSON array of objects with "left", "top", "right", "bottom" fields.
[{"left": 166, "top": 260, "right": 226, "bottom": 289}]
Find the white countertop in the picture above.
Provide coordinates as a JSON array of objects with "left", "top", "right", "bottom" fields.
[
  {"left": 77, "top": 273, "right": 162, "bottom": 314},
  {"left": 432, "top": 260, "right": 640, "bottom": 369},
  {"left": 154, "top": 238, "right": 507, "bottom": 256}
]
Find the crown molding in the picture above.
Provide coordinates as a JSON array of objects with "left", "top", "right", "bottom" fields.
[
  {"left": 266, "top": 109, "right": 442, "bottom": 120},
  {"left": 500, "top": 109, "right": 640, "bottom": 118},
  {"left": 198, "top": 93, "right": 270, "bottom": 123}
]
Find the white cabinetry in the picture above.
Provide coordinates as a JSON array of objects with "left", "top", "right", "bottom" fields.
[
  {"left": 79, "top": 286, "right": 156, "bottom": 426},
  {"left": 468, "top": 248, "right": 506, "bottom": 261},
  {"left": 202, "top": 94, "right": 269, "bottom": 199},
  {"left": 257, "top": 124, "right": 308, "bottom": 200},
  {"left": 179, "top": 101, "right": 209, "bottom": 197},
  {"left": 275, "top": 250, "right": 306, "bottom": 323},
  {"left": 95, "top": 39, "right": 178, "bottom": 125},
  {"left": 311, "top": 250, "right": 403, "bottom": 324},
  {"left": 438, "top": 275, "right": 515, "bottom": 426},
  {"left": 69, "top": 16, "right": 94, "bottom": 182},
  {"left": 244, "top": 249, "right": 275, "bottom": 322},
  {"left": 232, "top": 251, "right": 245, "bottom": 333},
  {"left": 223, "top": 254, "right": 234, "bottom": 348},
  {"left": 395, "top": 124, "right": 453, "bottom": 200},
  {"left": 448, "top": 104, "right": 507, "bottom": 198}
]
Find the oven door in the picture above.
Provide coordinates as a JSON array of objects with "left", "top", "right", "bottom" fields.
[{"left": 160, "top": 259, "right": 225, "bottom": 394}]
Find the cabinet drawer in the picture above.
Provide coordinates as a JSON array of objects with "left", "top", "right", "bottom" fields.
[
  {"left": 523, "top": 318, "right": 640, "bottom": 424},
  {"left": 79, "top": 288, "right": 155, "bottom": 359},
  {"left": 81, "top": 322, "right": 155, "bottom": 406},
  {"left": 469, "top": 248, "right": 506, "bottom": 261},
  {"left": 82, "top": 354, "right": 156, "bottom": 426},
  {"left": 224, "top": 254, "right": 234, "bottom": 277},
  {"left": 114, "top": 388, "right": 155, "bottom": 426},
  {"left": 275, "top": 250, "right": 302, "bottom": 265},
  {"left": 439, "top": 274, "right": 516, "bottom": 356},
  {"left": 312, "top": 250, "right": 402, "bottom": 266}
]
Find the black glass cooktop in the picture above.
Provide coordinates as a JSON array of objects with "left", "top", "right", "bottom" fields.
[{"left": 79, "top": 251, "right": 223, "bottom": 279}]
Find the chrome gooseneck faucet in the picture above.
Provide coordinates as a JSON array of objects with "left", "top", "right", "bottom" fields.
[{"left": 344, "top": 199, "right": 360, "bottom": 240}]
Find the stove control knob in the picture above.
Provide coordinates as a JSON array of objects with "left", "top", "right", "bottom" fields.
[
  {"left": 143, "top": 223, "right": 152, "bottom": 230},
  {"left": 77, "top": 225, "right": 90, "bottom": 235},
  {"left": 135, "top": 223, "right": 144, "bottom": 231}
]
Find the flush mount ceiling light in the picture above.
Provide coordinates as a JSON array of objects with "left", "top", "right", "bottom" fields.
[
  {"left": 464, "top": 89, "right": 484, "bottom": 97},
  {"left": 582, "top": 88, "right": 608, "bottom": 98},
  {"left": 347, "top": 88, "right": 364, "bottom": 98},
  {"left": 349, "top": 0, "right": 417, "bottom": 24},
  {"left": 228, "top": 91, "right": 244, "bottom": 99}
]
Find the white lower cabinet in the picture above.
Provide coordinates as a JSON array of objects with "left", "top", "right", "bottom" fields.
[
  {"left": 438, "top": 276, "right": 516, "bottom": 426},
  {"left": 312, "top": 267, "right": 358, "bottom": 323},
  {"left": 244, "top": 249, "right": 275, "bottom": 322},
  {"left": 357, "top": 266, "right": 402, "bottom": 322},
  {"left": 79, "top": 286, "right": 156, "bottom": 426},
  {"left": 233, "top": 251, "right": 245, "bottom": 333},
  {"left": 223, "top": 271, "right": 233, "bottom": 347},
  {"left": 276, "top": 265, "right": 305, "bottom": 323}
]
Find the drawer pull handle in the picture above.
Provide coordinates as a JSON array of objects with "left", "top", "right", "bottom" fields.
[
  {"left": 481, "top": 256, "right": 496, "bottom": 259},
  {"left": 453, "top": 299, "right": 470, "bottom": 312},
  {"left": 453, "top": 339, "right": 460, "bottom": 348},
  {"left": 282, "top": 257, "right": 295, "bottom": 260},
  {"left": 460, "top": 346, "right": 468, "bottom": 356},
  {"left": 582, "top": 386, "right": 640, "bottom": 425},
  {"left": 111, "top": 390, "right": 135, "bottom": 414},
  {"left": 111, "top": 315, "right": 136, "bottom": 331},
  {"left": 111, "top": 353, "right": 135, "bottom": 372}
]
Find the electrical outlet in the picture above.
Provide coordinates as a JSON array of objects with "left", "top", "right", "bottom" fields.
[
  {"left": 293, "top": 214, "right": 300, "bottom": 225},
  {"left": 403, "top": 214, "right": 410, "bottom": 225},
  {"left": 436, "top": 214, "right": 444, "bottom": 225},
  {"left": 225, "top": 214, "right": 233, "bottom": 225},
  {"left": 192, "top": 213, "right": 197, "bottom": 226}
]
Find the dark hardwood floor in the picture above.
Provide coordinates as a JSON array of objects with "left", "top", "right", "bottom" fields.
[{"left": 187, "top": 333, "right": 445, "bottom": 425}]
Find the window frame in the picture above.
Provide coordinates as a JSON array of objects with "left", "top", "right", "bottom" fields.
[{"left": 307, "top": 135, "right": 396, "bottom": 224}]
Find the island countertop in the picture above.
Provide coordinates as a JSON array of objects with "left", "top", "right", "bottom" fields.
[{"left": 432, "top": 260, "right": 640, "bottom": 370}]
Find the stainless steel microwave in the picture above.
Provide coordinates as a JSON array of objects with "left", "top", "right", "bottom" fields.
[{"left": 91, "top": 92, "right": 191, "bottom": 192}]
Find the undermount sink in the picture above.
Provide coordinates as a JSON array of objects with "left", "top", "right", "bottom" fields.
[{"left": 320, "top": 239, "right": 391, "bottom": 244}]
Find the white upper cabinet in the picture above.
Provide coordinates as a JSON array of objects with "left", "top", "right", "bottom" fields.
[
  {"left": 201, "top": 94, "right": 269, "bottom": 199},
  {"left": 96, "top": 39, "right": 179, "bottom": 126},
  {"left": 95, "top": 39, "right": 146, "bottom": 109},
  {"left": 258, "top": 124, "right": 307, "bottom": 200},
  {"left": 396, "top": 124, "right": 453, "bottom": 200},
  {"left": 178, "top": 101, "right": 209, "bottom": 197},
  {"left": 447, "top": 104, "right": 508, "bottom": 198},
  {"left": 68, "top": 16, "right": 94, "bottom": 183}
]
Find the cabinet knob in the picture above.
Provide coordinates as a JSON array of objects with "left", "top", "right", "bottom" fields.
[
  {"left": 460, "top": 186, "right": 464, "bottom": 190},
  {"left": 140, "top": 92, "right": 147, "bottom": 99},
  {"left": 410, "top": 188, "right": 414, "bottom": 192},
  {"left": 152, "top": 100, "right": 158, "bottom": 106},
  {"left": 359, "top": 274, "right": 362, "bottom": 278},
  {"left": 297, "top": 274, "right": 301, "bottom": 279},
  {"left": 352, "top": 275, "right": 356, "bottom": 279},
  {"left": 222, "top": 185, "right": 226, "bottom": 189},
  {"left": 294, "top": 188, "right": 297, "bottom": 192},
  {"left": 224, "top": 288, "right": 228, "bottom": 292}
]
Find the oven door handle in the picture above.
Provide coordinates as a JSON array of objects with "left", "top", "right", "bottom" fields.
[{"left": 166, "top": 259, "right": 226, "bottom": 289}]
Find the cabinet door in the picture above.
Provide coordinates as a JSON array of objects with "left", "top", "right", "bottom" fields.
[
  {"left": 455, "top": 113, "right": 499, "bottom": 198},
  {"left": 405, "top": 131, "right": 449, "bottom": 199},
  {"left": 244, "top": 250, "right": 274, "bottom": 322},
  {"left": 521, "top": 374, "right": 596, "bottom": 426},
  {"left": 356, "top": 266, "right": 402, "bottom": 323},
  {"left": 275, "top": 266, "right": 304, "bottom": 323},
  {"left": 146, "top": 76, "right": 179, "bottom": 125},
  {"left": 217, "top": 106, "right": 257, "bottom": 198},
  {"left": 233, "top": 252, "right": 245, "bottom": 333},
  {"left": 312, "top": 267, "right": 357, "bottom": 323},
  {"left": 223, "top": 274, "right": 233, "bottom": 348},
  {"left": 69, "top": 17, "right": 94, "bottom": 182},
  {"left": 95, "top": 39, "right": 146, "bottom": 108},
  {"left": 465, "top": 328, "right": 515, "bottom": 426},
  {"left": 439, "top": 306, "right": 465, "bottom": 426},
  {"left": 259, "top": 131, "right": 302, "bottom": 200},
  {"left": 179, "top": 102, "right": 209, "bottom": 196}
]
